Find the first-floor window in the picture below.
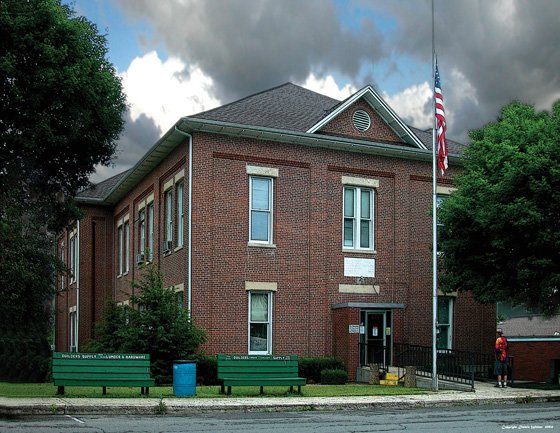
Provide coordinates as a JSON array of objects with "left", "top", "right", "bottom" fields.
[
  {"left": 437, "top": 297, "right": 454, "bottom": 350},
  {"left": 176, "top": 181, "right": 184, "bottom": 247},
  {"left": 248, "top": 291, "right": 272, "bottom": 354},
  {"left": 69, "top": 310, "right": 77, "bottom": 352}
]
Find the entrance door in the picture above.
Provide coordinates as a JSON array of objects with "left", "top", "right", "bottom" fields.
[{"left": 360, "top": 311, "right": 392, "bottom": 367}]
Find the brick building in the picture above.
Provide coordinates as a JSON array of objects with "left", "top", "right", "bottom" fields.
[{"left": 55, "top": 83, "right": 496, "bottom": 379}]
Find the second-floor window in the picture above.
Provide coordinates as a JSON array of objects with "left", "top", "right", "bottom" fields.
[
  {"left": 165, "top": 189, "right": 173, "bottom": 247},
  {"left": 176, "top": 181, "right": 184, "bottom": 248},
  {"left": 147, "top": 202, "right": 154, "bottom": 260},
  {"left": 249, "top": 176, "right": 273, "bottom": 243},
  {"left": 69, "top": 233, "right": 77, "bottom": 283},
  {"left": 343, "top": 186, "right": 374, "bottom": 250},
  {"left": 139, "top": 209, "right": 145, "bottom": 257}
]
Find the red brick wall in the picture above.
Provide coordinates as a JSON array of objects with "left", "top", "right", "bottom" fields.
[
  {"left": 55, "top": 205, "right": 114, "bottom": 351},
  {"left": 332, "top": 307, "right": 361, "bottom": 381},
  {"left": 508, "top": 340, "right": 560, "bottom": 382},
  {"left": 56, "top": 99, "right": 496, "bottom": 375}
]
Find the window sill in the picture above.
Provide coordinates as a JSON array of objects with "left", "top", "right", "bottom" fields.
[
  {"left": 342, "top": 248, "right": 377, "bottom": 255},
  {"left": 174, "top": 245, "right": 184, "bottom": 252},
  {"left": 247, "top": 242, "right": 276, "bottom": 249},
  {"left": 163, "top": 250, "right": 172, "bottom": 257}
]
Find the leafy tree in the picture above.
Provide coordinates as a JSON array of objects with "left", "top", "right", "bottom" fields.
[
  {"left": 0, "top": 0, "right": 126, "bottom": 223},
  {"left": 88, "top": 265, "right": 207, "bottom": 384},
  {"left": 439, "top": 101, "right": 560, "bottom": 315},
  {"left": 0, "top": 0, "right": 126, "bottom": 381}
]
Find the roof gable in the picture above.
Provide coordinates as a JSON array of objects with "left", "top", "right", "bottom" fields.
[{"left": 307, "top": 85, "right": 427, "bottom": 150}]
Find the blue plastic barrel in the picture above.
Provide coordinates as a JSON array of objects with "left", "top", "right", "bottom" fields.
[{"left": 173, "top": 360, "right": 196, "bottom": 396}]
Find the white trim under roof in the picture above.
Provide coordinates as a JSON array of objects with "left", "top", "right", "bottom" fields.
[{"left": 306, "top": 86, "right": 427, "bottom": 150}]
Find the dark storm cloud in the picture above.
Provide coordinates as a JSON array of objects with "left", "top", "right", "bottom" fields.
[
  {"left": 370, "top": 0, "right": 560, "bottom": 138},
  {"left": 116, "top": 0, "right": 385, "bottom": 102},
  {"left": 90, "top": 111, "right": 161, "bottom": 183}
]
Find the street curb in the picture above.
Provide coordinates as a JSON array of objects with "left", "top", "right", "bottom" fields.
[{"left": 2, "top": 394, "right": 560, "bottom": 416}]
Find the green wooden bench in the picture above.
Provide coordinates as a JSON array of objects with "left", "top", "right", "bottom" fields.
[
  {"left": 217, "top": 354, "right": 306, "bottom": 395},
  {"left": 52, "top": 352, "right": 155, "bottom": 395}
]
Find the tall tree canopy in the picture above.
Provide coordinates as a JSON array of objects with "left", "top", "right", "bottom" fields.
[
  {"left": 0, "top": 0, "right": 126, "bottom": 229},
  {"left": 0, "top": 0, "right": 126, "bottom": 381},
  {"left": 439, "top": 101, "right": 560, "bottom": 315}
]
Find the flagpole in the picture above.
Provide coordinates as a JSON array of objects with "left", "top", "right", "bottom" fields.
[{"left": 431, "top": 0, "right": 439, "bottom": 392}]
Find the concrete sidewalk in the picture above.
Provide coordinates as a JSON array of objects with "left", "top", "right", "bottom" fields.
[{"left": 1, "top": 382, "right": 559, "bottom": 416}]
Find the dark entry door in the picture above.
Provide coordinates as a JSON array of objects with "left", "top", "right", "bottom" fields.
[{"left": 366, "top": 312, "right": 386, "bottom": 365}]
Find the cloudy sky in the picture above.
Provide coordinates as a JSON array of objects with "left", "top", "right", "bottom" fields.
[{"left": 70, "top": 0, "right": 560, "bottom": 182}]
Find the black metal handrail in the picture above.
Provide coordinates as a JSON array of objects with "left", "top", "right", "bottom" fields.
[{"left": 393, "top": 343, "right": 508, "bottom": 390}]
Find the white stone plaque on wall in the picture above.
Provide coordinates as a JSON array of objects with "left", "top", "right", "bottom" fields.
[{"left": 344, "top": 257, "right": 375, "bottom": 278}]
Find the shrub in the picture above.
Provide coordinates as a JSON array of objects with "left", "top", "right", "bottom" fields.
[
  {"left": 85, "top": 264, "right": 207, "bottom": 385},
  {"left": 192, "top": 354, "right": 218, "bottom": 385},
  {"left": 320, "top": 368, "right": 348, "bottom": 385},
  {"left": 299, "top": 357, "right": 346, "bottom": 383}
]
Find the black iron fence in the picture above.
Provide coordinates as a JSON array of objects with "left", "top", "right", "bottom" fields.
[{"left": 392, "top": 343, "right": 514, "bottom": 389}]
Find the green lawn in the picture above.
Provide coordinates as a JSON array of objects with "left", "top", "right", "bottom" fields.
[{"left": 0, "top": 382, "right": 427, "bottom": 398}]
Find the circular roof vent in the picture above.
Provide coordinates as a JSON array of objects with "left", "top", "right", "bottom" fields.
[{"left": 352, "top": 110, "right": 371, "bottom": 132}]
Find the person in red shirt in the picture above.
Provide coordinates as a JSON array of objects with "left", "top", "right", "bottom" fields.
[{"left": 494, "top": 328, "right": 508, "bottom": 388}]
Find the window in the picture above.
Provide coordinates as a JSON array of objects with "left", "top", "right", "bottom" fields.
[
  {"left": 437, "top": 297, "right": 454, "bottom": 350},
  {"left": 69, "top": 310, "right": 77, "bottom": 352},
  {"left": 249, "top": 177, "right": 273, "bottom": 243},
  {"left": 124, "top": 221, "right": 130, "bottom": 274},
  {"left": 69, "top": 233, "right": 77, "bottom": 283},
  {"left": 60, "top": 243, "right": 65, "bottom": 290},
  {"left": 147, "top": 202, "right": 154, "bottom": 260},
  {"left": 176, "top": 181, "right": 184, "bottom": 248},
  {"left": 436, "top": 195, "right": 448, "bottom": 253},
  {"left": 175, "top": 290, "right": 184, "bottom": 309},
  {"left": 343, "top": 186, "right": 374, "bottom": 250},
  {"left": 117, "top": 224, "right": 123, "bottom": 275},
  {"left": 248, "top": 291, "right": 272, "bottom": 354},
  {"left": 139, "top": 209, "right": 145, "bottom": 257},
  {"left": 165, "top": 189, "right": 173, "bottom": 246}
]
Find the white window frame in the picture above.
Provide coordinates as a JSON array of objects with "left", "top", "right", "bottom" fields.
[
  {"left": 147, "top": 202, "right": 154, "bottom": 260},
  {"left": 249, "top": 176, "right": 273, "bottom": 244},
  {"left": 69, "top": 232, "right": 77, "bottom": 283},
  {"left": 165, "top": 189, "right": 173, "bottom": 244},
  {"left": 60, "top": 242, "right": 65, "bottom": 290},
  {"left": 69, "top": 309, "right": 77, "bottom": 352},
  {"left": 117, "top": 224, "right": 123, "bottom": 276},
  {"left": 124, "top": 221, "right": 130, "bottom": 274},
  {"left": 176, "top": 181, "right": 184, "bottom": 248},
  {"left": 437, "top": 297, "right": 454, "bottom": 350},
  {"left": 248, "top": 291, "right": 272, "bottom": 355},
  {"left": 343, "top": 186, "right": 374, "bottom": 250},
  {"left": 139, "top": 208, "right": 145, "bottom": 255}
]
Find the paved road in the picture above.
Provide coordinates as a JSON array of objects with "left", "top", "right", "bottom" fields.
[{"left": 1, "top": 402, "right": 559, "bottom": 433}]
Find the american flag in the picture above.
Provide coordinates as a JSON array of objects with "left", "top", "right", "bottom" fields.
[{"left": 434, "top": 62, "right": 448, "bottom": 175}]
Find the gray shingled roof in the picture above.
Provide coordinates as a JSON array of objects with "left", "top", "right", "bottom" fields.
[
  {"left": 500, "top": 315, "right": 560, "bottom": 338},
  {"left": 77, "top": 169, "right": 129, "bottom": 200},
  {"left": 408, "top": 126, "right": 467, "bottom": 156},
  {"left": 192, "top": 82, "right": 342, "bottom": 132},
  {"left": 82, "top": 83, "right": 468, "bottom": 202},
  {"left": 194, "top": 82, "right": 466, "bottom": 154}
]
